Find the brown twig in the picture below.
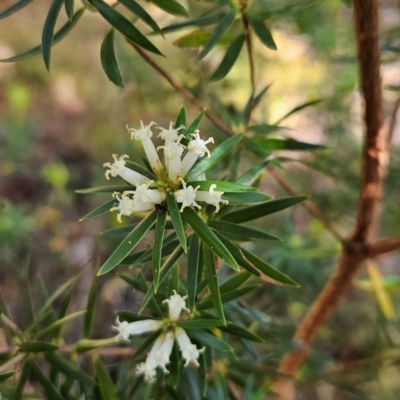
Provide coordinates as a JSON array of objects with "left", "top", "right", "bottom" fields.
[
  {"left": 367, "top": 234, "right": 400, "bottom": 257},
  {"left": 272, "top": 1, "right": 386, "bottom": 397}
]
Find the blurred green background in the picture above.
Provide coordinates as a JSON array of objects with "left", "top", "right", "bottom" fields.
[{"left": 0, "top": 0, "right": 400, "bottom": 398}]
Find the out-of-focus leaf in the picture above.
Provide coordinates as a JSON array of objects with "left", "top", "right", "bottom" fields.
[
  {"left": 0, "top": 0, "right": 34, "bottom": 20},
  {"left": 355, "top": 275, "right": 400, "bottom": 291},
  {"left": 222, "top": 191, "right": 272, "bottom": 204},
  {"left": 14, "top": 362, "right": 30, "bottom": 399},
  {"left": 101, "top": 29, "right": 124, "bottom": 87},
  {"left": 153, "top": 210, "right": 167, "bottom": 291},
  {"left": 36, "top": 311, "right": 86, "bottom": 339},
  {"left": 160, "top": 13, "right": 225, "bottom": 34},
  {"left": 42, "top": 0, "right": 64, "bottom": 71},
  {"left": 274, "top": 99, "right": 323, "bottom": 124},
  {"left": 221, "top": 196, "right": 307, "bottom": 223},
  {"left": 119, "top": 0, "right": 162, "bottom": 34},
  {"left": 247, "top": 15, "right": 277, "bottom": 50},
  {"left": 187, "top": 235, "right": 200, "bottom": 311},
  {"left": 131, "top": 330, "right": 162, "bottom": 361},
  {"left": 45, "top": 352, "right": 96, "bottom": 385},
  {"left": 207, "top": 33, "right": 246, "bottom": 82},
  {"left": 247, "top": 124, "right": 284, "bottom": 135},
  {"left": 88, "top": 0, "right": 162, "bottom": 56},
  {"left": 19, "top": 341, "right": 59, "bottom": 353},
  {"left": 174, "top": 30, "right": 214, "bottom": 48},
  {"left": 148, "top": 0, "right": 188, "bottom": 17},
  {"left": 84, "top": 272, "right": 97, "bottom": 339},
  {"left": 0, "top": 371, "right": 15, "bottom": 382},
  {"left": 186, "top": 330, "right": 234, "bottom": 354},
  {"left": 0, "top": 8, "right": 85, "bottom": 62},
  {"left": 220, "top": 322, "right": 264, "bottom": 342},
  {"left": 235, "top": 158, "right": 272, "bottom": 185},
  {"left": 166, "top": 190, "right": 187, "bottom": 253},
  {"left": 254, "top": 137, "right": 324, "bottom": 151},
  {"left": 185, "top": 134, "right": 243, "bottom": 181},
  {"left": 30, "top": 361, "right": 65, "bottom": 400},
  {"left": 208, "top": 220, "right": 282, "bottom": 241},
  {"left": 76, "top": 185, "right": 132, "bottom": 194},
  {"left": 65, "top": 0, "right": 74, "bottom": 20},
  {"left": 79, "top": 199, "right": 115, "bottom": 221},
  {"left": 182, "top": 208, "right": 238, "bottom": 271},
  {"left": 187, "top": 180, "right": 257, "bottom": 192},
  {"left": 219, "top": 271, "right": 252, "bottom": 293},
  {"left": 243, "top": 84, "right": 272, "bottom": 121},
  {"left": 98, "top": 209, "right": 157, "bottom": 275},
  {"left": 177, "top": 319, "right": 224, "bottom": 329},
  {"left": 198, "top": 10, "right": 237, "bottom": 60},
  {"left": 94, "top": 356, "right": 119, "bottom": 400},
  {"left": 242, "top": 136, "right": 270, "bottom": 158},
  {"left": 74, "top": 338, "right": 117, "bottom": 353}
]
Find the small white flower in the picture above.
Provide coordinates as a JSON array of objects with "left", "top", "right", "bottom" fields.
[
  {"left": 103, "top": 154, "right": 150, "bottom": 186},
  {"left": 136, "top": 361, "right": 158, "bottom": 381},
  {"left": 110, "top": 192, "right": 153, "bottom": 222},
  {"left": 112, "top": 317, "right": 162, "bottom": 341},
  {"left": 195, "top": 184, "right": 229, "bottom": 212},
  {"left": 181, "top": 131, "right": 214, "bottom": 177},
  {"left": 157, "top": 138, "right": 186, "bottom": 182},
  {"left": 175, "top": 328, "right": 205, "bottom": 367},
  {"left": 163, "top": 290, "right": 188, "bottom": 321},
  {"left": 155, "top": 331, "right": 175, "bottom": 372},
  {"left": 127, "top": 122, "right": 164, "bottom": 174},
  {"left": 174, "top": 179, "right": 201, "bottom": 212},
  {"left": 157, "top": 121, "right": 184, "bottom": 142}
]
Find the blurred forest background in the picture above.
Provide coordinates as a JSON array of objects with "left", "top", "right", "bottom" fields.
[{"left": 1, "top": 0, "right": 400, "bottom": 398}]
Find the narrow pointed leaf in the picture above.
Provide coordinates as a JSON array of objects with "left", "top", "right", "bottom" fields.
[
  {"left": 247, "top": 124, "right": 284, "bottom": 135},
  {"left": 159, "top": 13, "right": 225, "bottom": 35},
  {"left": 42, "top": 0, "right": 64, "bottom": 71},
  {"left": 124, "top": 160, "right": 156, "bottom": 179},
  {"left": 98, "top": 209, "right": 157, "bottom": 275},
  {"left": 0, "top": 0, "right": 33, "bottom": 19},
  {"left": 242, "top": 136, "right": 269, "bottom": 158},
  {"left": 116, "top": 310, "right": 156, "bottom": 322},
  {"left": 222, "top": 191, "right": 272, "bottom": 204},
  {"left": 84, "top": 272, "right": 98, "bottom": 338},
  {"left": 198, "top": 10, "right": 237, "bottom": 60},
  {"left": 166, "top": 190, "right": 187, "bottom": 253},
  {"left": 244, "top": 84, "right": 272, "bottom": 121},
  {"left": 30, "top": 362, "right": 65, "bottom": 400},
  {"left": 153, "top": 210, "right": 167, "bottom": 290},
  {"left": 136, "top": 271, "right": 164, "bottom": 316},
  {"left": 185, "top": 134, "right": 243, "bottom": 181},
  {"left": 177, "top": 319, "right": 224, "bottom": 329},
  {"left": 131, "top": 330, "right": 162, "bottom": 361},
  {"left": 185, "top": 110, "right": 206, "bottom": 136},
  {"left": 187, "top": 235, "right": 200, "bottom": 311},
  {"left": 186, "top": 330, "right": 234, "bottom": 354},
  {"left": 19, "top": 341, "right": 59, "bottom": 352},
  {"left": 254, "top": 137, "right": 324, "bottom": 151},
  {"left": 0, "top": 8, "right": 85, "bottom": 62},
  {"left": 221, "top": 196, "right": 307, "bottom": 223},
  {"left": 182, "top": 208, "right": 238, "bottom": 271},
  {"left": 94, "top": 357, "right": 119, "bottom": 400},
  {"left": 175, "top": 107, "right": 187, "bottom": 130},
  {"left": 247, "top": 15, "right": 277, "bottom": 50},
  {"left": 202, "top": 245, "right": 225, "bottom": 323},
  {"left": 65, "top": 0, "right": 74, "bottom": 20},
  {"left": 0, "top": 371, "right": 15, "bottom": 382},
  {"left": 36, "top": 311, "right": 86, "bottom": 339},
  {"left": 101, "top": 29, "right": 124, "bottom": 87},
  {"left": 186, "top": 180, "right": 257, "bottom": 192},
  {"left": 208, "top": 220, "right": 282, "bottom": 241},
  {"left": 14, "top": 362, "right": 30, "bottom": 399},
  {"left": 88, "top": 0, "right": 162, "bottom": 56},
  {"left": 219, "top": 270, "right": 252, "bottom": 293},
  {"left": 219, "top": 323, "right": 264, "bottom": 342},
  {"left": 207, "top": 33, "right": 245, "bottom": 82},
  {"left": 235, "top": 158, "right": 272, "bottom": 185},
  {"left": 274, "top": 99, "right": 323, "bottom": 125},
  {"left": 79, "top": 199, "right": 115, "bottom": 221},
  {"left": 76, "top": 185, "right": 132, "bottom": 194},
  {"left": 149, "top": 0, "right": 189, "bottom": 17},
  {"left": 119, "top": 0, "right": 162, "bottom": 34}
]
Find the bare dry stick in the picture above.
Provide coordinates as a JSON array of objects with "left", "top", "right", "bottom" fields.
[
  {"left": 368, "top": 234, "right": 400, "bottom": 257},
  {"left": 272, "top": 0, "right": 386, "bottom": 397}
]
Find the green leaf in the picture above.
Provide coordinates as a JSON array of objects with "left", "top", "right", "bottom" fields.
[
  {"left": 220, "top": 323, "right": 264, "bottom": 342},
  {"left": 235, "top": 158, "right": 272, "bottom": 185},
  {"left": 186, "top": 180, "right": 256, "bottom": 193},
  {"left": 84, "top": 272, "right": 98, "bottom": 339},
  {"left": 247, "top": 124, "right": 284, "bottom": 135},
  {"left": 74, "top": 338, "right": 117, "bottom": 353},
  {"left": 101, "top": 29, "right": 124, "bottom": 87},
  {"left": 0, "top": 371, "right": 15, "bottom": 382},
  {"left": 119, "top": 0, "right": 162, "bottom": 34},
  {"left": 131, "top": 330, "right": 162, "bottom": 361},
  {"left": 208, "top": 220, "right": 282, "bottom": 241},
  {"left": 254, "top": 137, "right": 325, "bottom": 151},
  {"left": 175, "top": 106, "right": 187, "bottom": 129},
  {"left": 207, "top": 33, "right": 246, "bottom": 82},
  {"left": 94, "top": 356, "right": 119, "bottom": 400},
  {"left": 0, "top": 0, "right": 34, "bottom": 20},
  {"left": 19, "top": 341, "right": 59, "bottom": 353},
  {"left": 185, "top": 134, "right": 243, "bottom": 181},
  {"left": 221, "top": 196, "right": 307, "bottom": 223},
  {"left": 79, "top": 199, "right": 115, "bottom": 221},
  {"left": 36, "top": 311, "right": 86, "bottom": 339},
  {"left": 187, "top": 235, "right": 200, "bottom": 311},
  {"left": 45, "top": 352, "right": 96, "bottom": 386},
  {"left": 174, "top": 30, "right": 214, "bottom": 48},
  {"left": 159, "top": 13, "right": 225, "bottom": 35},
  {"left": 88, "top": 0, "right": 162, "bottom": 56},
  {"left": 166, "top": 190, "right": 187, "bottom": 253},
  {"left": 75, "top": 185, "right": 132, "bottom": 194},
  {"left": 243, "top": 84, "right": 272, "bottom": 121},
  {"left": 242, "top": 136, "right": 269, "bottom": 158},
  {"left": 0, "top": 8, "right": 85, "bottom": 63},
  {"left": 222, "top": 191, "right": 272, "bottom": 204},
  {"left": 98, "top": 209, "right": 157, "bottom": 275},
  {"left": 65, "top": 0, "right": 74, "bottom": 20},
  {"left": 182, "top": 208, "right": 238, "bottom": 271},
  {"left": 124, "top": 160, "right": 157, "bottom": 179},
  {"left": 177, "top": 319, "right": 224, "bottom": 329},
  {"left": 198, "top": 10, "right": 237, "bottom": 60},
  {"left": 116, "top": 311, "right": 155, "bottom": 323},
  {"left": 135, "top": 271, "right": 164, "bottom": 316},
  {"left": 219, "top": 270, "right": 252, "bottom": 293},
  {"left": 247, "top": 15, "right": 277, "bottom": 50},
  {"left": 185, "top": 110, "right": 206, "bottom": 137},
  {"left": 30, "top": 361, "right": 65, "bottom": 400},
  {"left": 186, "top": 330, "right": 234, "bottom": 354},
  {"left": 14, "top": 362, "right": 30, "bottom": 399},
  {"left": 153, "top": 210, "right": 167, "bottom": 291},
  {"left": 148, "top": 0, "right": 189, "bottom": 17},
  {"left": 274, "top": 99, "right": 323, "bottom": 125},
  {"left": 42, "top": 0, "right": 64, "bottom": 71}
]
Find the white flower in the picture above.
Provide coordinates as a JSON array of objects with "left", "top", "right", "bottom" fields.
[
  {"left": 157, "top": 121, "right": 184, "bottom": 142},
  {"left": 103, "top": 154, "right": 150, "bottom": 186},
  {"left": 174, "top": 179, "right": 201, "bottom": 212},
  {"left": 112, "top": 317, "right": 162, "bottom": 341},
  {"left": 157, "top": 138, "right": 186, "bottom": 182},
  {"left": 129, "top": 182, "right": 166, "bottom": 205},
  {"left": 194, "top": 184, "right": 229, "bottom": 212},
  {"left": 181, "top": 131, "right": 214, "bottom": 177},
  {"left": 175, "top": 328, "right": 205, "bottom": 367},
  {"left": 163, "top": 290, "right": 188, "bottom": 321},
  {"left": 155, "top": 331, "right": 175, "bottom": 372},
  {"left": 110, "top": 192, "right": 153, "bottom": 222},
  {"left": 127, "top": 122, "right": 164, "bottom": 174}
]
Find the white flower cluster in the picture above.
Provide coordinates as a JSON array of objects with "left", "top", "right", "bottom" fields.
[
  {"left": 103, "top": 121, "right": 228, "bottom": 221},
  {"left": 112, "top": 291, "right": 204, "bottom": 381}
]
